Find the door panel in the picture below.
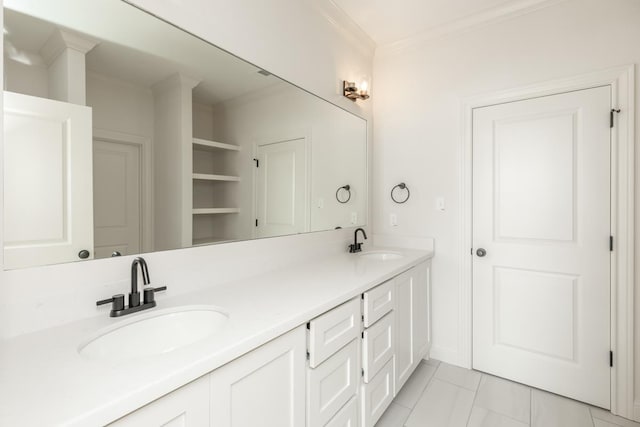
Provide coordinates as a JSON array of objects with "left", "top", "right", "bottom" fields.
[
  {"left": 210, "top": 326, "right": 306, "bottom": 427},
  {"left": 255, "top": 138, "right": 308, "bottom": 238},
  {"left": 472, "top": 86, "right": 611, "bottom": 408},
  {"left": 93, "top": 139, "right": 141, "bottom": 258},
  {"left": 395, "top": 269, "right": 415, "bottom": 392},
  {"left": 3, "top": 91, "right": 93, "bottom": 269},
  {"left": 307, "top": 339, "right": 359, "bottom": 427}
]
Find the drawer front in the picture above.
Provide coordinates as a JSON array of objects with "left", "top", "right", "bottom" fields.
[
  {"left": 363, "top": 280, "right": 394, "bottom": 327},
  {"left": 325, "top": 395, "right": 359, "bottom": 427},
  {"left": 307, "top": 339, "right": 359, "bottom": 427},
  {"left": 361, "top": 358, "right": 394, "bottom": 427},
  {"left": 362, "top": 311, "right": 394, "bottom": 383},
  {"left": 309, "top": 297, "right": 361, "bottom": 368}
]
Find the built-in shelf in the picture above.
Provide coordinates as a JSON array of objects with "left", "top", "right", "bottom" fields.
[
  {"left": 193, "top": 138, "right": 240, "bottom": 152},
  {"left": 193, "top": 173, "right": 240, "bottom": 182},
  {"left": 192, "top": 237, "right": 237, "bottom": 246},
  {"left": 193, "top": 208, "right": 240, "bottom": 215}
]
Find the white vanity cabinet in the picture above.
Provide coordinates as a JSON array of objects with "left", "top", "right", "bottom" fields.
[
  {"left": 395, "top": 260, "right": 432, "bottom": 392},
  {"left": 108, "top": 375, "right": 210, "bottom": 426},
  {"left": 105, "top": 259, "right": 431, "bottom": 427},
  {"left": 210, "top": 326, "right": 307, "bottom": 427}
]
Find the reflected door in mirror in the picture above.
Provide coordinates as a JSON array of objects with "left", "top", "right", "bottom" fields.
[
  {"left": 256, "top": 138, "right": 309, "bottom": 238},
  {"left": 93, "top": 139, "right": 141, "bottom": 259}
]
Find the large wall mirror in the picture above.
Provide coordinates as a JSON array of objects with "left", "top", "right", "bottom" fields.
[{"left": 2, "top": 0, "right": 367, "bottom": 270}]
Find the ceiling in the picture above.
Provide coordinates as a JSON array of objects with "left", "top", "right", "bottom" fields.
[
  {"left": 4, "top": 7, "right": 281, "bottom": 105},
  {"left": 332, "top": 0, "right": 553, "bottom": 45}
]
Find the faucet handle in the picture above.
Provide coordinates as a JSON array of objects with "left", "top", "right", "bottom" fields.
[
  {"left": 143, "top": 286, "right": 167, "bottom": 305},
  {"left": 96, "top": 294, "right": 125, "bottom": 311}
]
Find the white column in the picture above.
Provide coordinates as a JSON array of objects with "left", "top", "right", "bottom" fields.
[
  {"left": 40, "top": 29, "right": 97, "bottom": 105},
  {"left": 152, "top": 73, "right": 200, "bottom": 250}
]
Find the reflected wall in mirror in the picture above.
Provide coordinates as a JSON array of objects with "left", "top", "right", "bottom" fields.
[{"left": 2, "top": 0, "right": 367, "bottom": 270}]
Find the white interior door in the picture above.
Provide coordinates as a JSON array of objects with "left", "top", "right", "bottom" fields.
[
  {"left": 255, "top": 137, "right": 308, "bottom": 238},
  {"left": 93, "top": 139, "right": 141, "bottom": 259},
  {"left": 3, "top": 91, "right": 93, "bottom": 269},
  {"left": 472, "top": 86, "right": 611, "bottom": 408}
]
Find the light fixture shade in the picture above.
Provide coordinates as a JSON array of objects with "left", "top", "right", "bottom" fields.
[{"left": 343, "top": 78, "right": 370, "bottom": 102}]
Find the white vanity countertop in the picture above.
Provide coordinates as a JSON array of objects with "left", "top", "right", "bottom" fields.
[{"left": 0, "top": 247, "right": 433, "bottom": 426}]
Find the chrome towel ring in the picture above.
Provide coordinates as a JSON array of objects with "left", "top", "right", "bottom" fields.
[
  {"left": 391, "top": 182, "right": 410, "bottom": 204},
  {"left": 336, "top": 185, "right": 351, "bottom": 203}
]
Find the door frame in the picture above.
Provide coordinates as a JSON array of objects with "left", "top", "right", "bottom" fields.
[
  {"left": 251, "top": 128, "right": 312, "bottom": 239},
  {"left": 459, "top": 65, "right": 635, "bottom": 418},
  {"left": 93, "top": 128, "right": 154, "bottom": 254}
]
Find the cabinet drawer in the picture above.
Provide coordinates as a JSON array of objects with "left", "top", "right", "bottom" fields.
[
  {"left": 307, "top": 339, "right": 359, "bottom": 427},
  {"left": 309, "top": 297, "right": 361, "bottom": 368},
  {"left": 325, "top": 395, "right": 359, "bottom": 427},
  {"left": 363, "top": 280, "right": 394, "bottom": 327},
  {"left": 362, "top": 311, "right": 394, "bottom": 383},
  {"left": 361, "top": 358, "right": 394, "bottom": 427}
]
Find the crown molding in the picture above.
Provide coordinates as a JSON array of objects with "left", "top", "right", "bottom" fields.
[
  {"left": 376, "top": 0, "right": 570, "bottom": 58},
  {"left": 312, "top": 0, "right": 376, "bottom": 58},
  {"left": 40, "top": 29, "right": 99, "bottom": 65}
]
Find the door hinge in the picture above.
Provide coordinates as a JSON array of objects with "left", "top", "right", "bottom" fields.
[
  {"left": 610, "top": 109, "right": 621, "bottom": 128},
  {"left": 470, "top": 248, "right": 473, "bottom": 255},
  {"left": 610, "top": 351, "right": 613, "bottom": 367},
  {"left": 253, "top": 158, "right": 259, "bottom": 167},
  {"left": 361, "top": 368, "right": 365, "bottom": 377},
  {"left": 361, "top": 331, "right": 364, "bottom": 339},
  {"left": 306, "top": 350, "right": 310, "bottom": 360},
  {"left": 255, "top": 219, "right": 258, "bottom": 227},
  {"left": 610, "top": 236, "right": 614, "bottom": 252}
]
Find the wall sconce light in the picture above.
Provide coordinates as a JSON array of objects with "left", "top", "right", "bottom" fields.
[{"left": 343, "top": 78, "right": 370, "bottom": 102}]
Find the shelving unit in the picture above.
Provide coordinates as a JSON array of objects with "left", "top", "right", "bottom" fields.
[
  {"left": 193, "top": 138, "right": 241, "bottom": 152},
  {"left": 191, "top": 135, "right": 241, "bottom": 245},
  {"left": 193, "top": 173, "right": 240, "bottom": 182},
  {"left": 192, "top": 208, "right": 240, "bottom": 215}
]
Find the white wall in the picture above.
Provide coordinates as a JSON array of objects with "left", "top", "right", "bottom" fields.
[
  {"left": 86, "top": 72, "right": 154, "bottom": 139},
  {"left": 372, "top": 0, "right": 639, "bottom": 412},
  {"left": 0, "top": 0, "right": 374, "bottom": 338}
]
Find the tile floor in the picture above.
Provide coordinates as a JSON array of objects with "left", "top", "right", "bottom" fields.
[{"left": 375, "top": 359, "right": 640, "bottom": 427}]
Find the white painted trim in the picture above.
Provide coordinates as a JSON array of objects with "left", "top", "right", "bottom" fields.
[
  {"left": 376, "top": 0, "right": 569, "bottom": 57},
  {"left": 313, "top": 0, "right": 376, "bottom": 57},
  {"left": 93, "top": 128, "right": 154, "bottom": 254},
  {"left": 460, "top": 64, "right": 635, "bottom": 420}
]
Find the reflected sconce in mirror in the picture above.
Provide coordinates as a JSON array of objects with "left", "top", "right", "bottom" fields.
[
  {"left": 343, "top": 78, "right": 370, "bottom": 102},
  {"left": 391, "top": 182, "right": 410, "bottom": 204},
  {"left": 336, "top": 185, "right": 352, "bottom": 203}
]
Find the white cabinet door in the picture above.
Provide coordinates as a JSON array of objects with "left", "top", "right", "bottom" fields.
[
  {"left": 362, "top": 311, "right": 394, "bottom": 383},
  {"left": 325, "top": 395, "right": 359, "bottom": 427},
  {"left": 361, "top": 358, "right": 394, "bottom": 427},
  {"left": 362, "top": 279, "right": 394, "bottom": 328},
  {"left": 308, "top": 297, "right": 361, "bottom": 368},
  {"left": 108, "top": 375, "right": 209, "bottom": 426},
  {"left": 307, "top": 339, "right": 359, "bottom": 427},
  {"left": 3, "top": 91, "right": 94, "bottom": 269},
  {"left": 394, "top": 268, "right": 416, "bottom": 392},
  {"left": 414, "top": 261, "right": 431, "bottom": 360},
  {"left": 210, "top": 326, "right": 306, "bottom": 427}
]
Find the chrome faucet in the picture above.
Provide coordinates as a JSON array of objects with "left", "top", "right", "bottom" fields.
[
  {"left": 97, "top": 257, "right": 167, "bottom": 317},
  {"left": 349, "top": 228, "right": 368, "bottom": 253}
]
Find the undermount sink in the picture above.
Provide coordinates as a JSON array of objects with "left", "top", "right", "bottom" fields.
[
  {"left": 359, "top": 251, "right": 404, "bottom": 261},
  {"left": 79, "top": 305, "right": 228, "bottom": 362}
]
